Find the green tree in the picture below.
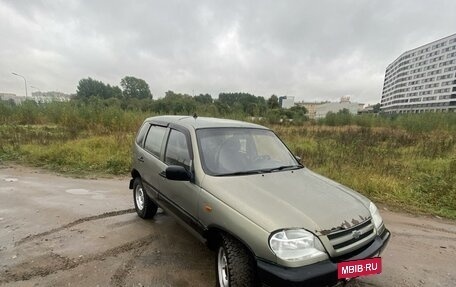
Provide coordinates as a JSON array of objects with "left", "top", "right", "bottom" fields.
[
  {"left": 289, "top": 106, "right": 308, "bottom": 121},
  {"left": 151, "top": 91, "right": 196, "bottom": 115},
  {"left": 109, "top": 85, "right": 123, "bottom": 99},
  {"left": 267, "top": 95, "right": 279, "bottom": 109},
  {"left": 77, "top": 78, "right": 106, "bottom": 99},
  {"left": 322, "top": 109, "right": 353, "bottom": 126},
  {"left": 218, "top": 92, "right": 266, "bottom": 116},
  {"left": 373, "top": 103, "right": 381, "bottom": 113},
  {"left": 120, "top": 76, "right": 153, "bottom": 100},
  {"left": 214, "top": 101, "right": 231, "bottom": 115},
  {"left": 76, "top": 77, "right": 121, "bottom": 100},
  {"left": 194, "top": 94, "right": 213, "bottom": 105}
]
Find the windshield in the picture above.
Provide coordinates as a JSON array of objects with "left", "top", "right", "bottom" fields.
[{"left": 196, "top": 128, "right": 301, "bottom": 176}]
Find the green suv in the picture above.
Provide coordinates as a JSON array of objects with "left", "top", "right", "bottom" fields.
[{"left": 129, "top": 116, "right": 390, "bottom": 287}]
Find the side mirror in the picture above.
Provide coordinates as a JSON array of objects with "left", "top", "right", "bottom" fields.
[
  {"left": 295, "top": 155, "right": 302, "bottom": 163},
  {"left": 165, "top": 165, "right": 191, "bottom": 181}
]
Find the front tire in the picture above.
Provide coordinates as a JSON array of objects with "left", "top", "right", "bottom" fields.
[
  {"left": 216, "top": 233, "right": 256, "bottom": 287},
  {"left": 133, "top": 177, "right": 157, "bottom": 219}
]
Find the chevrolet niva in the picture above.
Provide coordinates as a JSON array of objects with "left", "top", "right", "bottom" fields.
[{"left": 129, "top": 116, "right": 390, "bottom": 287}]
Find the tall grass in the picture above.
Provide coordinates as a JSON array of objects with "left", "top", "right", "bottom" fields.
[
  {"left": 0, "top": 100, "right": 147, "bottom": 175},
  {"left": 1, "top": 100, "right": 455, "bottom": 218},
  {"left": 276, "top": 125, "right": 456, "bottom": 218}
]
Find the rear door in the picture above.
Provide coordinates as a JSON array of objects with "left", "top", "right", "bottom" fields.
[{"left": 139, "top": 123, "right": 168, "bottom": 201}]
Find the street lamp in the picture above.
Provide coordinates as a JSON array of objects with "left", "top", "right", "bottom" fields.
[{"left": 12, "top": 72, "right": 28, "bottom": 99}]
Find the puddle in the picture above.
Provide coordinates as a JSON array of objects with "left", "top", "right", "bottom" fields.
[
  {"left": 92, "top": 190, "right": 111, "bottom": 194},
  {"left": 65, "top": 188, "right": 107, "bottom": 200},
  {"left": 91, "top": 194, "right": 106, "bottom": 200},
  {"left": 65, "top": 189, "right": 90, "bottom": 195},
  {"left": 4, "top": 178, "right": 18, "bottom": 182}
]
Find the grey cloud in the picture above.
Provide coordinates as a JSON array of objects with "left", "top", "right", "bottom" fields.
[{"left": 1, "top": 0, "right": 455, "bottom": 104}]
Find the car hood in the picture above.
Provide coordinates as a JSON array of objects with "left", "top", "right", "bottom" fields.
[{"left": 201, "top": 168, "right": 372, "bottom": 235}]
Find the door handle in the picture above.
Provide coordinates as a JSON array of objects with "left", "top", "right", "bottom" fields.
[{"left": 137, "top": 156, "right": 144, "bottom": 162}]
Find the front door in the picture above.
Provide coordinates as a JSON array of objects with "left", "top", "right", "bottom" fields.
[{"left": 159, "top": 128, "right": 200, "bottom": 228}]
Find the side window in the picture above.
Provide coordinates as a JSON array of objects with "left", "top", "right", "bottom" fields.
[
  {"left": 165, "top": 130, "right": 191, "bottom": 170},
  {"left": 135, "top": 123, "right": 150, "bottom": 146},
  {"left": 144, "top": 125, "right": 166, "bottom": 157}
]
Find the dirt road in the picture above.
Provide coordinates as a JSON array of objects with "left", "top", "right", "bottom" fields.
[{"left": 0, "top": 165, "right": 455, "bottom": 287}]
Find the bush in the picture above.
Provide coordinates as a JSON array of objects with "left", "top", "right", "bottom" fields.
[{"left": 1, "top": 98, "right": 455, "bottom": 218}]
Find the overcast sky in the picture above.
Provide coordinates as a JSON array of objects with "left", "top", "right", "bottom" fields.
[{"left": 1, "top": 0, "right": 455, "bottom": 104}]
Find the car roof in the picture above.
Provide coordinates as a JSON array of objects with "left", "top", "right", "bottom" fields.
[{"left": 144, "top": 115, "right": 268, "bottom": 130}]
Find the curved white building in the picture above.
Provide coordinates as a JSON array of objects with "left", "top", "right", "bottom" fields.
[{"left": 381, "top": 33, "right": 456, "bottom": 113}]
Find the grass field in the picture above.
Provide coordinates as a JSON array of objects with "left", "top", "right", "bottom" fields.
[
  {"left": 1, "top": 101, "right": 455, "bottom": 218},
  {"left": 276, "top": 125, "right": 455, "bottom": 219}
]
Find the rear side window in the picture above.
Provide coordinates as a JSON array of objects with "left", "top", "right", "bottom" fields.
[
  {"left": 165, "top": 129, "right": 191, "bottom": 170},
  {"left": 144, "top": 125, "right": 166, "bottom": 157},
  {"left": 135, "top": 123, "right": 150, "bottom": 146}
]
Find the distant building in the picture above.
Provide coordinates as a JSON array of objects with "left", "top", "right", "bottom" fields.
[
  {"left": 381, "top": 33, "right": 456, "bottom": 114},
  {"left": 296, "top": 101, "right": 328, "bottom": 119},
  {"left": 279, "top": 96, "right": 295, "bottom": 109},
  {"left": 0, "top": 93, "right": 24, "bottom": 104},
  {"left": 31, "top": 91, "right": 72, "bottom": 103},
  {"left": 1, "top": 91, "right": 72, "bottom": 104},
  {"left": 315, "top": 97, "right": 364, "bottom": 119}
]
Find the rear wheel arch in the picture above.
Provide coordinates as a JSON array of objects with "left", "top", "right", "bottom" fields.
[
  {"left": 132, "top": 177, "right": 157, "bottom": 219},
  {"left": 131, "top": 169, "right": 141, "bottom": 180}
]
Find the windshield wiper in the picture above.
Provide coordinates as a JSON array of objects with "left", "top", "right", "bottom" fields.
[
  {"left": 267, "top": 164, "right": 303, "bottom": 172},
  {"left": 217, "top": 165, "right": 303, "bottom": 176},
  {"left": 218, "top": 169, "right": 272, "bottom": 176}
]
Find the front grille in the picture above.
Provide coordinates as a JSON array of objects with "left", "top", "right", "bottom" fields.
[{"left": 327, "top": 219, "right": 375, "bottom": 255}]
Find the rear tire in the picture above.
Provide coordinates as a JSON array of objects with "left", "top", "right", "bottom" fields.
[
  {"left": 133, "top": 177, "right": 157, "bottom": 219},
  {"left": 215, "top": 233, "right": 257, "bottom": 287}
]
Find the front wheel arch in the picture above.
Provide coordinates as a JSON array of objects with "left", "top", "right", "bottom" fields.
[
  {"left": 215, "top": 232, "right": 258, "bottom": 287},
  {"left": 204, "top": 227, "right": 255, "bottom": 257}
]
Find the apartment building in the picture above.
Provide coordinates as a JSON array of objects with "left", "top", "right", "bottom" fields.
[
  {"left": 381, "top": 33, "right": 456, "bottom": 113},
  {"left": 279, "top": 96, "right": 295, "bottom": 109},
  {"left": 31, "top": 91, "right": 72, "bottom": 103},
  {"left": 314, "top": 97, "right": 364, "bottom": 119},
  {"left": 0, "top": 93, "right": 23, "bottom": 104}
]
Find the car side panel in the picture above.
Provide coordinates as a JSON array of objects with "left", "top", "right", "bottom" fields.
[
  {"left": 197, "top": 186, "right": 275, "bottom": 263},
  {"left": 157, "top": 179, "right": 206, "bottom": 235},
  {"left": 141, "top": 150, "right": 167, "bottom": 200}
]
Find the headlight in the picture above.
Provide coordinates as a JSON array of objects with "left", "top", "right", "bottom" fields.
[
  {"left": 269, "top": 229, "right": 327, "bottom": 262},
  {"left": 369, "top": 202, "right": 383, "bottom": 233}
]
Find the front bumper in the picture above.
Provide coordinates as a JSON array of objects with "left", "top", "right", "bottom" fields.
[{"left": 257, "top": 228, "right": 390, "bottom": 287}]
